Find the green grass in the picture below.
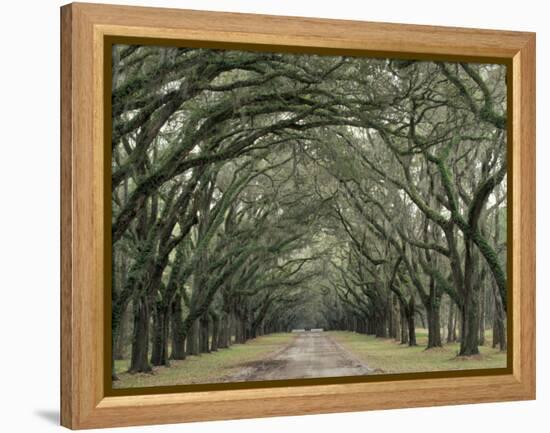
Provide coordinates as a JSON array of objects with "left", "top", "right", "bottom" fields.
[
  {"left": 327, "top": 329, "right": 507, "bottom": 374},
  {"left": 113, "top": 333, "right": 294, "bottom": 389}
]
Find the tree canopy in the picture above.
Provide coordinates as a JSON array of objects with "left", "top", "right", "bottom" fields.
[{"left": 111, "top": 44, "right": 507, "bottom": 377}]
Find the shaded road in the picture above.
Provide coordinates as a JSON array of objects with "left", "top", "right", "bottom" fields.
[{"left": 226, "top": 331, "right": 371, "bottom": 382}]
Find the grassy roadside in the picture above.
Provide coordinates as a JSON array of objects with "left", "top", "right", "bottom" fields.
[
  {"left": 113, "top": 333, "right": 294, "bottom": 389},
  {"left": 327, "top": 329, "right": 506, "bottom": 374}
]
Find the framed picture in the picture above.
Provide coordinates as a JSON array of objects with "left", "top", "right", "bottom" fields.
[{"left": 60, "top": 2, "right": 536, "bottom": 429}]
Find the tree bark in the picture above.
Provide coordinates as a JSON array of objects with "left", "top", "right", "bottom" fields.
[
  {"left": 375, "top": 310, "right": 388, "bottom": 338},
  {"left": 150, "top": 301, "right": 170, "bottom": 366},
  {"left": 113, "top": 301, "right": 129, "bottom": 360},
  {"left": 394, "top": 302, "right": 401, "bottom": 341},
  {"left": 458, "top": 292, "right": 480, "bottom": 356},
  {"left": 217, "top": 313, "right": 229, "bottom": 348},
  {"left": 186, "top": 320, "right": 199, "bottom": 356},
  {"left": 199, "top": 314, "right": 210, "bottom": 353},
  {"left": 170, "top": 294, "right": 186, "bottom": 359},
  {"left": 425, "top": 300, "right": 442, "bottom": 348},
  {"left": 407, "top": 296, "right": 417, "bottom": 346},
  {"left": 400, "top": 308, "right": 408, "bottom": 344},
  {"left": 479, "top": 284, "right": 486, "bottom": 346},
  {"left": 447, "top": 302, "right": 457, "bottom": 343},
  {"left": 388, "top": 298, "right": 396, "bottom": 338},
  {"left": 210, "top": 311, "right": 220, "bottom": 351},
  {"left": 459, "top": 242, "right": 480, "bottom": 356},
  {"left": 128, "top": 296, "right": 152, "bottom": 373},
  {"left": 492, "top": 283, "right": 507, "bottom": 351}
]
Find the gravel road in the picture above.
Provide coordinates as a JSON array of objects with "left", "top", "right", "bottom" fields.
[{"left": 226, "top": 331, "right": 371, "bottom": 382}]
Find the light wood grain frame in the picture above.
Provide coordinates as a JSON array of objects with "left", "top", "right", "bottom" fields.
[{"left": 60, "top": 2, "right": 535, "bottom": 429}]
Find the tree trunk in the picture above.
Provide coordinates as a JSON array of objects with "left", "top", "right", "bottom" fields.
[
  {"left": 456, "top": 310, "right": 462, "bottom": 342},
  {"left": 458, "top": 297, "right": 480, "bottom": 356},
  {"left": 211, "top": 312, "right": 220, "bottom": 352},
  {"left": 236, "top": 317, "right": 247, "bottom": 343},
  {"left": 150, "top": 301, "right": 170, "bottom": 366},
  {"left": 235, "top": 317, "right": 241, "bottom": 343},
  {"left": 229, "top": 313, "right": 236, "bottom": 345},
  {"left": 218, "top": 313, "right": 229, "bottom": 348},
  {"left": 492, "top": 283, "right": 507, "bottom": 351},
  {"left": 375, "top": 310, "right": 388, "bottom": 338},
  {"left": 113, "top": 302, "right": 129, "bottom": 360},
  {"left": 400, "top": 308, "right": 408, "bottom": 344},
  {"left": 407, "top": 315, "right": 417, "bottom": 346},
  {"left": 199, "top": 314, "right": 210, "bottom": 353},
  {"left": 186, "top": 320, "right": 199, "bottom": 356},
  {"left": 128, "top": 296, "right": 152, "bottom": 373},
  {"left": 388, "top": 299, "right": 396, "bottom": 338},
  {"left": 227, "top": 313, "right": 233, "bottom": 346},
  {"left": 360, "top": 318, "right": 368, "bottom": 334},
  {"left": 490, "top": 191, "right": 506, "bottom": 352},
  {"left": 479, "top": 285, "right": 486, "bottom": 346},
  {"left": 250, "top": 322, "right": 259, "bottom": 339},
  {"left": 113, "top": 226, "right": 129, "bottom": 363},
  {"left": 447, "top": 302, "right": 457, "bottom": 343},
  {"left": 407, "top": 297, "right": 417, "bottom": 346},
  {"left": 170, "top": 294, "right": 186, "bottom": 359},
  {"left": 425, "top": 300, "right": 442, "bottom": 348},
  {"left": 394, "top": 303, "right": 401, "bottom": 341},
  {"left": 243, "top": 318, "right": 250, "bottom": 341},
  {"left": 459, "top": 242, "right": 480, "bottom": 356},
  {"left": 367, "top": 317, "right": 376, "bottom": 335}
]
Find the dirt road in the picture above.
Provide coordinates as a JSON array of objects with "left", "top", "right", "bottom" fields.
[{"left": 226, "top": 331, "right": 371, "bottom": 382}]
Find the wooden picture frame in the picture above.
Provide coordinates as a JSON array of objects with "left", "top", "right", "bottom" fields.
[{"left": 61, "top": 2, "right": 536, "bottom": 429}]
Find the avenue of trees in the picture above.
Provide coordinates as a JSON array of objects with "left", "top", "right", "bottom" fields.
[{"left": 111, "top": 44, "right": 508, "bottom": 378}]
